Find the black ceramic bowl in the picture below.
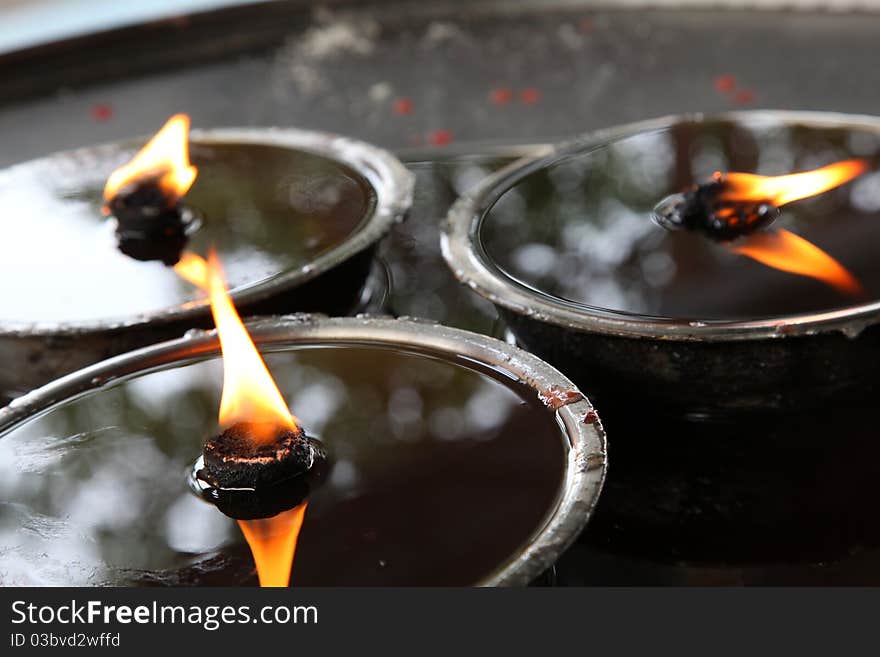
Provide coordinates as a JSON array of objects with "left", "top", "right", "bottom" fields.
[
  {"left": 443, "top": 111, "right": 880, "bottom": 415},
  {"left": 0, "top": 128, "right": 412, "bottom": 399}
]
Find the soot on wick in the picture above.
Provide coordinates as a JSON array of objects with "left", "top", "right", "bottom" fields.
[
  {"left": 102, "top": 113, "right": 198, "bottom": 266},
  {"left": 652, "top": 172, "right": 779, "bottom": 242},
  {"left": 202, "top": 422, "right": 321, "bottom": 490},
  {"left": 196, "top": 423, "right": 327, "bottom": 520},
  {"left": 106, "top": 177, "right": 192, "bottom": 265}
]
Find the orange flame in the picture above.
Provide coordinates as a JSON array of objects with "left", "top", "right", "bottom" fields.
[
  {"left": 206, "top": 251, "right": 308, "bottom": 588},
  {"left": 174, "top": 251, "right": 208, "bottom": 289},
  {"left": 238, "top": 503, "right": 308, "bottom": 587},
  {"left": 103, "top": 113, "right": 197, "bottom": 201},
  {"left": 718, "top": 159, "right": 868, "bottom": 206},
  {"left": 206, "top": 250, "right": 299, "bottom": 442},
  {"left": 728, "top": 228, "right": 863, "bottom": 296}
]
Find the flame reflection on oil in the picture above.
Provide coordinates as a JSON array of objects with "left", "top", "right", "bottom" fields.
[
  {"left": 728, "top": 228, "right": 863, "bottom": 297},
  {"left": 237, "top": 504, "right": 308, "bottom": 587}
]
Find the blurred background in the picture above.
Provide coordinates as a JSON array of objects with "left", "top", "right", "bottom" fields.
[{"left": 1, "top": 0, "right": 880, "bottom": 167}]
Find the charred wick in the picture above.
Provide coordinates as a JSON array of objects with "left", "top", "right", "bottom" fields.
[
  {"left": 106, "top": 176, "right": 192, "bottom": 266},
  {"left": 202, "top": 422, "right": 323, "bottom": 489},
  {"left": 194, "top": 422, "right": 328, "bottom": 520},
  {"left": 652, "top": 175, "right": 780, "bottom": 242}
]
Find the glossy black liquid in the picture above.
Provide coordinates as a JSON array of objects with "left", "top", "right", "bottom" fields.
[
  {"left": 0, "top": 345, "right": 565, "bottom": 586},
  {"left": 481, "top": 118, "right": 880, "bottom": 320}
]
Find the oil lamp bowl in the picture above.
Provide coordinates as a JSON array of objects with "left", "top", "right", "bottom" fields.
[
  {"left": 442, "top": 110, "right": 880, "bottom": 415},
  {"left": 0, "top": 128, "right": 413, "bottom": 400},
  {"left": 0, "top": 315, "right": 605, "bottom": 587}
]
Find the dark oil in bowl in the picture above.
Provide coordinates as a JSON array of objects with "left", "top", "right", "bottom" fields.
[
  {"left": 480, "top": 117, "right": 880, "bottom": 321},
  {"left": 0, "top": 141, "right": 374, "bottom": 324},
  {"left": 0, "top": 345, "right": 565, "bottom": 586}
]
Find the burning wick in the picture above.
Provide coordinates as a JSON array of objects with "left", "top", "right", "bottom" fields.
[
  {"left": 202, "top": 422, "right": 318, "bottom": 489},
  {"left": 652, "top": 171, "right": 780, "bottom": 241},
  {"left": 102, "top": 113, "right": 198, "bottom": 266},
  {"left": 197, "top": 250, "right": 323, "bottom": 491},
  {"left": 651, "top": 159, "right": 869, "bottom": 295},
  {"left": 652, "top": 159, "right": 869, "bottom": 241},
  {"left": 189, "top": 250, "right": 327, "bottom": 587}
]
